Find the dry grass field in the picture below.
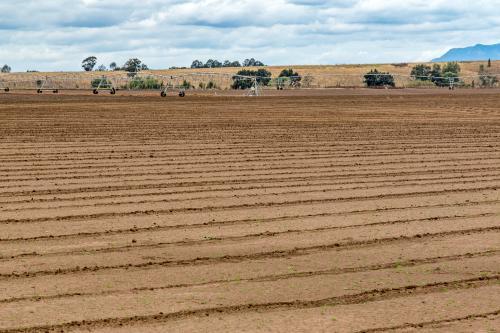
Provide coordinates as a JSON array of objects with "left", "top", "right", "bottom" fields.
[
  {"left": 2, "top": 60, "right": 500, "bottom": 91},
  {"left": 0, "top": 90, "right": 499, "bottom": 332}
]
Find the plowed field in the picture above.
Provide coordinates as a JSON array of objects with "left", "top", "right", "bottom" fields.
[{"left": 0, "top": 91, "right": 498, "bottom": 332}]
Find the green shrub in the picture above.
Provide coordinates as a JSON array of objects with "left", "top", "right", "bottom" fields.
[
  {"left": 91, "top": 78, "right": 112, "bottom": 88},
  {"left": 127, "top": 77, "right": 162, "bottom": 90},
  {"left": 181, "top": 80, "right": 193, "bottom": 90},
  {"left": 206, "top": 81, "right": 217, "bottom": 89}
]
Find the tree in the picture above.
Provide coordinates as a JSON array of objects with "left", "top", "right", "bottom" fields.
[
  {"left": 243, "top": 58, "right": 266, "bottom": 67},
  {"left": 140, "top": 63, "right": 149, "bottom": 70},
  {"left": 430, "top": 62, "right": 460, "bottom": 87},
  {"left": 191, "top": 60, "right": 204, "bottom": 69},
  {"left": 442, "top": 62, "right": 461, "bottom": 75},
  {"left": 223, "top": 60, "right": 242, "bottom": 67},
  {"left": 191, "top": 59, "right": 241, "bottom": 68},
  {"left": 204, "top": 59, "right": 222, "bottom": 68},
  {"left": 410, "top": 64, "right": 431, "bottom": 81},
  {"left": 479, "top": 63, "right": 498, "bottom": 87},
  {"left": 1, "top": 64, "right": 11, "bottom": 73},
  {"left": 109, "top": 62, "right": 117, "bottom": 70},
  {"left": 364, "top": 69, "right": 395, "bottom": 87},
  {"left": 122, "top": 58, "right": 144, "bottom": 76},
  {"left": 430, "top": 64, "right": 443, "bottom": 85},
  {"left": 231, "top": 69, "right": 272, "bottom": 89},
  {"left": 278, "top": 68, "right": 301, "bottom": 86},
  {"left": 440, "top": 62, "right": 461, "bottom": 86},
  {"left": 81, "top": 56, "right": 97, "bottom": 71},
  {"left": 97, "top": 64, "right": 107, "bottom": 72},
  {"left": 488, "top": 58, "right": 492, "bottom": 67},
  {"left": 204, "top": 59, "right": 214, "bottom": 68}
]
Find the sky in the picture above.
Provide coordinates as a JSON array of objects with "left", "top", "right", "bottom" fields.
[{"left": 1, "top": 0, "right": 500, "bottom": 71}]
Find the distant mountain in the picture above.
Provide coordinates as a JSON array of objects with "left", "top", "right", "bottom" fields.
[{"left": 432, "top": 43, "right": 500, "bottom": 62}]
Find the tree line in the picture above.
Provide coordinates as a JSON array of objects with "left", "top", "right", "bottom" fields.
[
  {"left": 364, "top": 62, "right": 464, "bottom": 88},
  {"left": 409, "top": 62, "right": 461, "bottom": 86},
  {"left": 231, "top": 68, "right": 301, "bottom": 89},
  {"left": 81, "top": 57, "right": 149, "bottom": 73},
  {"left": 190, "top": 58, "right": 265, "bottom": 69}
]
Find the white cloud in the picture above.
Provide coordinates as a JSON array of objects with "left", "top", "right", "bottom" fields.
[{"left": 0, "top": 0, "right": 499, "bottom": 71}]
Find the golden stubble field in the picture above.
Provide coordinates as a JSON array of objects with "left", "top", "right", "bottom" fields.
[{"left": 0, "top": 90, "right": 499, "bottom": 332}]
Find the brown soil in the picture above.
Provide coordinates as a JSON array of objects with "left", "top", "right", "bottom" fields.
[{"left": 0, "top": 90, "right": 498, "bottom": 332}]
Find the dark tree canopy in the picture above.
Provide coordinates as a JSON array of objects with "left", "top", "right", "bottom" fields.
[
  {"left": 81, "top": 56, "right": 97, "bottom": 71},
  {"left": 243, "top": 58, "right": 265, "bottom": 67},
  {"left": 121, "top": 58, "right": 148, "bottom": 76},
  {"left": 191, "top": 60, "right": 204, "bottom": 68},
  {"left": 364, "top": 69, "right": 395, "bottom": 87},
  {"left": 410, "top": 64, "right": 432, "bottom": 81},
  {"left": 191, "top": 59, "right": 243, "bottom": 69},
  {"left": 122, "top": 58, "right": 143, "bottom": 72},
  {"left": 1, "top": 64, "right": 11, "bottom": 73},
  {"left": 205, "top": 59, "right": 222, "bottom": 68},
  {"left": 442, "top": 62, "right": 461, "bottom": 75}
]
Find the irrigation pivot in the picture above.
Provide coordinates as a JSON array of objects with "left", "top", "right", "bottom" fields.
[
  {"left": 36, "top": 76, "right": 59, "bottom": 94},
  {"left": 92, "top": 75, "right": 116, "bottom": 95}
]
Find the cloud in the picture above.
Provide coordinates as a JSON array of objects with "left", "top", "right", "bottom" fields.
[{"left": 0, "top": 0, "right": 499, "bottom": 71}]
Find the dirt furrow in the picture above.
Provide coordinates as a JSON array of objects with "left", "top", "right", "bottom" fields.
[
  {"left": 0, "top": 259, "right": 497, "bottom": 332},
  {"left": 1, "top": 171, "right": 496, "bottom": 205}
]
